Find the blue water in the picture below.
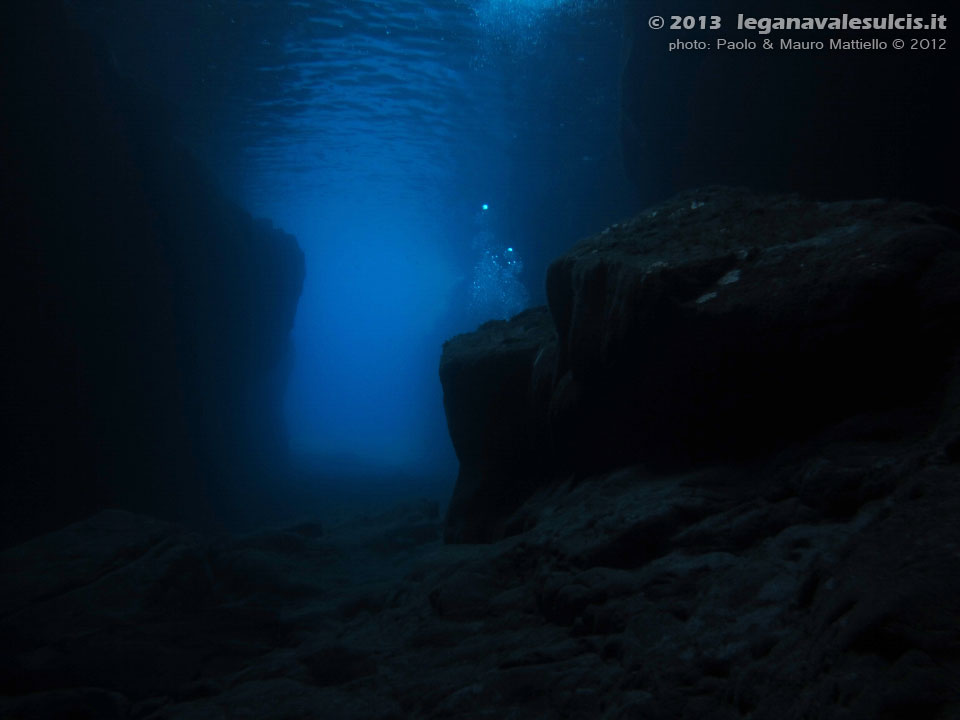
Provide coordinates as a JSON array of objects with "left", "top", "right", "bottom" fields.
[{"left": 71, "top": 0, "right": 635, "bottom": 477}]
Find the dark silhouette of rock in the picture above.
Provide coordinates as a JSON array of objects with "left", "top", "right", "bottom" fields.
[
  {"left": 0, "top": 0, "right": 304, "bottom": 545},
  {"left": 546, "top": 188, "right": 960, "bottom": 474},
  {"left": 442, "top": 187, "right": 960, "bottom": 541},
  {"left": 621, "top": 0, "right": 959, "bottom": 208},
  {"left": 440, "top": 308, "right": 557, "bottom": 542}
]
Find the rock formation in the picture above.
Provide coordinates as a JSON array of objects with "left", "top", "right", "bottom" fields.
[
  {"left": 1, "top": 0, "right": 304, "bottom": 545},
  {"left": 440, "top": 308, "right": 557, "bottom": 543},
  {"left": 442, "top": 187, "right": 960, "bottom": 542}
]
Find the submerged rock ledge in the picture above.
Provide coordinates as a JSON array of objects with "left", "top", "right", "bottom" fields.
[{"left": 442, "top": 187, "right": 960, "bottom": 543}]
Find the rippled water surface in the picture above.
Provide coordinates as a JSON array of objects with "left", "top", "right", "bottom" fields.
[{"left": 75, "top": 0, "right": 623, "bottom": 207}]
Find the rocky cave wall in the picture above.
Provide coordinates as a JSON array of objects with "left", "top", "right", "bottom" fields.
[{"left": 1, "top": 1, "right": 305, "bottom": 546}]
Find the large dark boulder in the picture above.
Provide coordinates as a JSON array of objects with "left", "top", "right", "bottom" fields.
[
  {"left": 547, "top": 187, "right": 960, "bottom": 473},
  {"left": 440, "top": 308, "right": 557, "bottom": 543},
  {"left": 621, "top": 0, "right": 958, "bottom": 207},
  {"left": 441, "top": 187, "right": 960, "bottom": 542},
  {"left": 0, "top": 1, "right": 304, "bottom": 545}
]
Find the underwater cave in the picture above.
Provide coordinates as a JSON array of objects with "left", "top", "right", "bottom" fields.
[{"left": 1, "top": 0, "right": 958, "bottom": 718}]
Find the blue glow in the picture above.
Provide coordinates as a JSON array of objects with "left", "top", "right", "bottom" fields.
[
  {"left": 228, "top": 0, "right": 625, "bottom": 482},
  {"left": 256, "top": 191, "right": 461, "bottom": 475}
]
